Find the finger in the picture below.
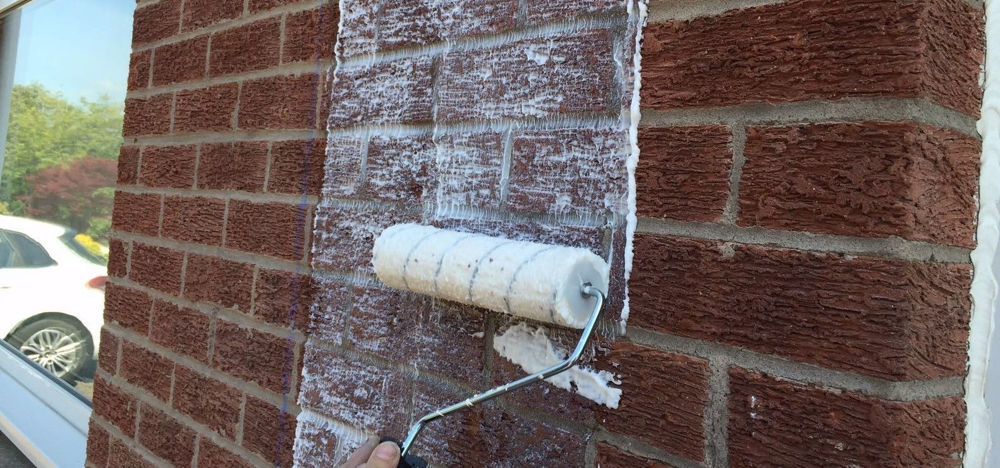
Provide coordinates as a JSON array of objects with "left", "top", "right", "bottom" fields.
[
  {"left": 340, "top": 437, "right": 378, "bottom": 468},
  {"left": 359, "top": 441, "right": 401, "bottom": 468}
]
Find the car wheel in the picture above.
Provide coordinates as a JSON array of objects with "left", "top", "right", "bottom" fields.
[{"left": 8, "top": 318, "right": 93, "bottom": 384}]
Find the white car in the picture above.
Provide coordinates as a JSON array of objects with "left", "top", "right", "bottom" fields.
[{"left": 0, "top": 215, "right": 106, "bottom": 384}]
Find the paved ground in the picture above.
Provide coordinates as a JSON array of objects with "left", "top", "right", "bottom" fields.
[{"left": 0, "top": 433, "right": 33, "bottom": 468}]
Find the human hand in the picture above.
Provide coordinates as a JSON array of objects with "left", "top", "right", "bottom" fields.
[{"left": 339, "top": 437, "right": 401, "bottom": 468}]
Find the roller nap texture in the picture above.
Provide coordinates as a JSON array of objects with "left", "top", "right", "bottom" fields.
[{"left": 372, "top": 224, "right": 610, "bottom": 329}]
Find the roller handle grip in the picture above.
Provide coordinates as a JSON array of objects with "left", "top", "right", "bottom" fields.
[{"left": 379, "top": 436, "right": 428, "bottom": 468}]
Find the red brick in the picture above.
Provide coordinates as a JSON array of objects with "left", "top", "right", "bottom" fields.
[
  {"left": 104, "top": 283, "right": 152, "bottom": 335},
  {"left": 119, "top": 341, "right": 173, "bottom": 402},
  {"left": 307, "top": 276, "right": 351, "bottom": 345},
  {"left": 641, "top": 0, "right": 984, "bottom": 115},
  {"left": 598, "top": 343, "right": 709, "bottom": 461},
  {"left": 183, "top": 254, "right": 254, "bottom": 311},
  {"left": 267, "top": 139, "right": 326, "bottom": 195},
  {"left": 182, "top": 0, "right": 243, "bottom": 32},
  {"left": 327, "top": 57, "right": 433, "bottom": 128},
  {"left": 283, "top": 4, "right": 339, "bottom": 63},
  {"left": 225, "top": 200, "right": 310, "bottom": 260},
  {"left": 729, "top": 368, "right": 965, "bottom": 466},
  {"left": 525, "top": 0, "right": 625, "bottom": 23},
  {"left": 740, "top": 122, "right": 979, "bottom": 248},
  {"left": 213, "top": 320, "right": 290, "bottom": 393},
  {"left": 437, "top": 30, "right": 614, "bottom": 122},
  {"left": 85, "top": 420, "right": 110, "bottom": 467},
  {"left": 118, "top": 146, "right": 140, "bottom": 185},
  {"left": 111, "top": 191, "right": 160, "bottom": 236},
  {"left": 376, "top": 0, "right": 516, "bottom": 51},
  {"left": 210, "top": 18, "right": 281, "bottom": 76},
  {"left": 292, "top": 416, "right": 340, "bottom": 466},
  {"left": 149, "top": 300, "right": 211, "bottom": 362},
  {"left": 128, "top": 50, "right": 151, "bottom": 90},
  {"left": 596, "top": 443, "right": 675, "bottom": 468},
  {"left": 331, "top": 0, "right": 378, "bottom": 57},
  {"left": 98, "top": 328, "right": 119, "bottom": 374},
  {"left": 363, "top": 135, "right": 435, "bottom": 202},
  {"left": 161, "top": 196, "right": 225, "bottom": 245},
  {"left": 318, "top": 137, "right": 364, "bottom": 197},
  {"left": 123, "top": 94, "right": 172, "bottom": 137},
  {"left": 108, "top": 437, "right": 155, "bottom": 468},
  {"left": 151, "top": 35, "right": 208, "bottom": 86},
  {"left": 254, "top": 268, "right": 313, "bottom": 330},
  {"left": 172, "top": 366, "right": 242, "bottom": 438},
  {"left": 509, "top": 128, "right": 629, "bottom": 215},
  {"left": 108, "top": 239, "right": 128, "bottom": 278},
  {"left": 239, "top": 74, "right": 319, "bottom": 129},
  {"left": 629, "top": 235, "right": 972, "bottom": 380},
  {"left": 92, "top": 377, "right": 139, "bottom": 436},
  {"left": 136, "top": 404, "right": 196, "bottom": 466},
  {"left": 130, "top": 244, "right": 184, "bottom": 295},
  {"left": 298, "top": 346, "right": 411, "bottom": 435},
  {"left": 411, "top": 382, "right": 587, "bottom": 466},
  {"left": 435, "top": 132, "right": 504, "bottom": 208},
  {"left": 242, "top": 396, "right": 295, "bottom": 467},
  {"left": 311, "top": 206, "right": 419, "bottom": 274},
  {"left": 139, "top": 145, "right": 197, "bottom": 189},
  {"left": 637, "top": 126, "right": 732, "bottom": 222},
  {"left": 173, "top": 83, "right": 238, "bottom": 133},
  {"left": 197, "top": 142, "right": 268, "bottom": 191},
  {"left": 133, "top": 0, "right": 181, "bottom": 44},
  {"left": 198, "top": 438, "right": 255, "bottom": 468}
]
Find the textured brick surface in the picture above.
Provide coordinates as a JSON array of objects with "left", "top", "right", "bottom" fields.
[
  {"left": 136, "top": 405, "right": 196, "bottom": 466},
  {"left": 437, "top": 30, "right": 614, "bottom": 122},
  {"left": 133, "top": 0, "right": 181, "bottom": 45},
  {"left": 641, "top": 0, "right": 984, "bottom": 115},
  {"left": 210, "top": 18, "right": 281, "bottom": 76},
  {"left": 740, "top": 122, "right": 979, "bottom": 247},
  {"left": 139, "top": 145, "right": 197, "bottom": 189},
  {"left": 509, "top": 128, "right": 629, "bottom": 214},
  {"left": 284, "top": 4, "right": 339, "bottom": 63},
  {"left": 172, "top": 366, "right": 242, "bottom": 438},
  {"left": 213, "top": 320, "right": 290, "bottom": 392},
  {"left": 181, "top": 0, "right": 243, "bottom": 32},
  {"left": 729, "top": 369, "right": 965, "bottom": 467},
  {"left": 123, "top": 94, "right": 172, "bottom": 137},
  {"left": 254, "top": 268, "right": 313, "bottom": 330},
  {"left": 183, "top": 254, "right": 254, "bottom": 311},
  {"left": 128, "top": 51, "right": 151, "bottom": 90},
  {"left": 198, "top": 439, "right": 255, "bottom": 468},
  {"left": 596, "top": 443, "right": 675, "bottom": 468},
  {"left": 525, "top": 0, "right": 626, "bottom": 23},
  {"left": 630, "top": 235, "right": 972, "bottom": 380},
  {"left": 637, "top": 126, "right": 732, "bottom": 222},
  {"left": 118, "top": 146, "right": 140, "bottom": 185},
  {"left": 364, "top": 135, "right": 435, "bottom": 202},
  {"left": 173, "top": 84, "right": 238, "bottom": 133},
  {"left": 242, "top": 396, "right": 296, "bottom": 466},
  {"left": 150, "top": 300, "right": 211, "bottom": 362},
  {"left": 151, "top": 35, "right": 208, "bottom": 86},
  {"left": 198, "top": 142, "right": 269, "bottom": 192},
  {"left": 108, "top": 239, "right": 128, "bottom": 278},
  {"left": 225, "top": 200, "right": 310, "bottom": 260},
  {"left": 239, "top": 74, "right": 319, "bottom": 129},
  {"left": 327, "top": 57, "right": 434, "bottom": 128},
  {"left": 85, "top": 421, "right": 110, "bottom": 467},
  {"left": 161, "top": 196, "right": 226, "bottom": 244},
  {"left": 98, "top": 328, "right": 119, "bottom": 374},
  {"left": 104, "top": 284, "right": 152, "bottom": 335},
  {"left": 374, "top": 0, "right": 517, "bottom": 51},
  {"left": 120, "top": 341, "right": 173, "bottom": 402},
  {"left": 292, "top": 416, "right": 340, "bottom": 466},
  {"left": 268, "top": 139, "right": 326, "bottom": 195},
  {"left": 435, "top": 132, "right": 505, "bottom": 208},
  {"left": 112, "top": 191, "right": 160, "bottom": 236},
  {"left": 129, "top": 244, "right": 184, "bottom": 295},
  {"left": 108, "top": 438, "right": 155, "bottom": 468},
  {"left": 93, "top": 377, "right": 138, "bottom": 436},
  {"left": 311, "top": 206, "right": 420, "bottom": 273}
]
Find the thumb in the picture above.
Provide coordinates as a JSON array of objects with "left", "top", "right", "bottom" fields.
[{"left": 360, "top": 441, "right": 400, "bottom": 468}]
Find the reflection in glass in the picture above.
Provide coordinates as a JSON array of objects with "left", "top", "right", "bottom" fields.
[{"left": 0, "top": 0, "right": 135, "bottom": 400}]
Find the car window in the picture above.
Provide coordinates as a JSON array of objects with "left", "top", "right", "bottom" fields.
[
  {"left": 0, "top": 232, "right": 13, "bottom": 267},
  {"left": 1, "top": 229, "right": 54, "bottom": 267}
]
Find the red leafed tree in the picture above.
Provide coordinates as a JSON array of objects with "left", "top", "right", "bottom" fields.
[{"left": 19, "top": 156, "right": 117, "bottom": 236}]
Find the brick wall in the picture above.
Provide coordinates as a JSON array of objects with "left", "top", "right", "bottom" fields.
[
  {"left": 86, "top": 0, "right": 335, "bottom": 466},
  {"left": 89, "top": 0, "right": 985, "bottom": 467}
]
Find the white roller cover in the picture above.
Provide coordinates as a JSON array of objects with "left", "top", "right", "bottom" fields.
[{"left": 372, "top": 224, "right": 609, "bottom": 329}]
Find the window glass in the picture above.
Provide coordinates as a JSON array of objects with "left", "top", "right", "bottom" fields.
[{"left": 0, "top": 0, "right": 135, "bottom": 400}]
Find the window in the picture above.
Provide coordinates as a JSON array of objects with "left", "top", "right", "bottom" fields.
[{"left": 0, "top": 229, "right": 55, "bottom": 268}]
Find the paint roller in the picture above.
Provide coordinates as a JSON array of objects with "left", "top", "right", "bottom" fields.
[{"left": 371, "top": 223, "right": 610, "bottom": 468}]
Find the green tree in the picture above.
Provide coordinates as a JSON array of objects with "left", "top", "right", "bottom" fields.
[{"left": 1, "top": 83, "right": 124, "bottom": 234}]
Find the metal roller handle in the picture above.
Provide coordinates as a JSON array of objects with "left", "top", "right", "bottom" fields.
[{"left": 398, "top": 284, "right": 606, "bottom": 457}]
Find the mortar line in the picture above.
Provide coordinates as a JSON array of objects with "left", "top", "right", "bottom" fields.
[
  {"left": 327, "top": 113, "right": 622, "bottom": 138},
  {"left": 593, "top": 431, "right": 702, "bottom": 468},
  {"left": 115, "top": 185, "right": 319, "bottom": 206},
  {"left": 499, "top": 129, "right": 513, "bottom": 207},
  {"left": 626, "top": 327, "right": 966, "bottom": 401},
  {"left": 126, "top": 59, "right": 331, "bottom": 100},
  {"left": 129, "top": 128, "right": 321, "bottom": 146},
  {"left": 636, "top": 217, "right": 973, "bottom": 264},
  {"left": 705, "top": 357, "right": 730, "bottom": 468},
  {"left": 721, "top": 125, "right": 746, "bottom": 224},
  {"left": 639, "top": 98, "right": 980, "bottom": 138},
  {"left": 646, "top": 0, "right": 789, "bottom": 23},
  {"left": 191, "top": 435, "right": 201, "bottom": 468}
]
